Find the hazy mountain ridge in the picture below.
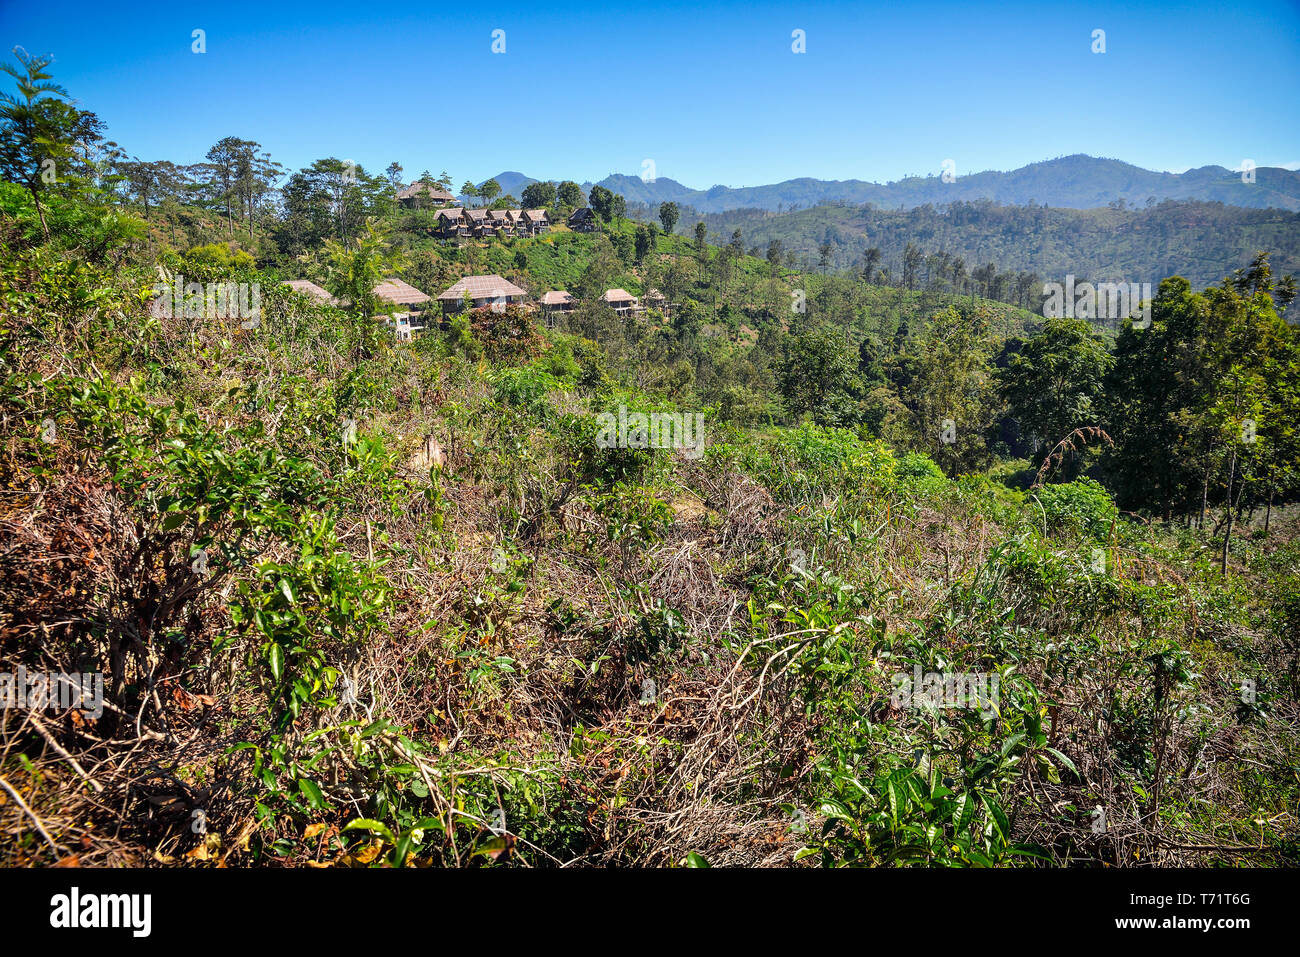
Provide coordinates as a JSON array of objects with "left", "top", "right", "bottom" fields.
[
  {"left": 693, "top": 199, "right": 1300, "bottom": 292},
  {"left": 482, "top": 155, "right": 1300, "bottom": 213}
]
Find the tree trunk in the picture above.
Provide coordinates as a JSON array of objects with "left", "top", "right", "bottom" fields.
[
  {"left": 1265, "top": 485, "right": 1274, "bottom": 534},
  {"left": 1221, "top": 448, "right": 1237, "bottom": 576},
  {"left": 1199, "top": 467, "right": 1210, "bottom": 529},
  {"left": 29, "top": 186, "right": 50, "bottom": 241}
]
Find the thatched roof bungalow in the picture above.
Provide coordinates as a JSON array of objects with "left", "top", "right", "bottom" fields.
[
  {"left": 600, "top": 288, "right": 640, "bottom": 313},
  {"left": 373, "top": 278, "right": 432, "bottom": 309},
  {"left": 397, "top": 182, "right": 456, "bottom": 208},
  {"left": 437, "top": 274, "right": 529, "bottom": 312},
  {"left": 283, "top": 279, "right": 337, "bottom": 305}
]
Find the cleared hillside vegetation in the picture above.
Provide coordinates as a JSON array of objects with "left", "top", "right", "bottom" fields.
[{"left": 2, "top": 54, "right": 1299, "bottom": 868}]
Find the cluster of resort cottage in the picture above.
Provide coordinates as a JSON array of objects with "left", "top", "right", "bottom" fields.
[
  {"left": 282, "top": 182, "right": 660, "bottom": 336},
  {"left": 283, "top": 275, "right": 662, "bottom": 338},
  {"left": 393, "top": 180, "right": 601, "bottom": 237}
]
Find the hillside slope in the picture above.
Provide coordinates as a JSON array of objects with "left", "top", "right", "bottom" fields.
[
  {"left": 485, "top": 156, "right": 1300, "bottom": 214},
  {"left": 695, "top": 199, "right": 1300, "bottom": 291},
  {"left": 3, "top": 184, "right": 1300, "bottom": 869}
]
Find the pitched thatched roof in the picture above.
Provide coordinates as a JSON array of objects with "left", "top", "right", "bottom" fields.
[
  {"left": 373, "top": 278, "right": 431, "bottom": 306},
  {"left": 397, "top": 181, "right": 455, "bottom": 203},
  {"left": 437, "top": 274, "right": 528, "bottom": 302},
  {"left": 464, "top": 209, "right": 489, "bottom": 222},
  {"left": 540, "top": 290, "right": 574, "bottom": 305},
  {"left": 568, "top": 207, "right": 594, "bottom": 223},
  {"left": 436, "top": 207, "right": 464, "bottom": 221},
  {"left": 601, "top": 288, "right": 638, "bottom": 304},
  {"left": 522, "top": 209, "right": 549, "bottom": 222},
  {"left": 283, "top": 279, "right": 336, "bottom": 305}
]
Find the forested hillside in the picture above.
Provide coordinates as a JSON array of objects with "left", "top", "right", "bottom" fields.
[
  {"left": 3, "top": 51, "right": 1300, "bottom": 870},
  {"left": 692, "top": 199, "right": 1300, "bottom": 295},
  {"left": 495, "top": 155, "right": 1300, "bottom": 214}
]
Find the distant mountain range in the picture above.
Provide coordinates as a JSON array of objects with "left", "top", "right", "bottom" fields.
[
  {"left": 698, "top": 200, "right": 1300, "bottom": 292},
  {"left": 475, "top": 156, "right": 1300, "bottom": 214}
]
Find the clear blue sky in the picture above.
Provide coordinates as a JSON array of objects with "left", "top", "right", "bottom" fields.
[{"left": 3, "top": 0, "right": 1298, "bottom": 189}]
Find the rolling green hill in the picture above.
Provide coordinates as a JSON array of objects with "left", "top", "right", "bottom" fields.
[
  {"left": 692, "top": 198, "right": 1300, "bottom": 294},
  {"left": 485, "top": 155, "right": 1300, "bottom": 215}
]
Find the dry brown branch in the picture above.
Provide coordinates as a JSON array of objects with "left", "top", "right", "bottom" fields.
[{"left": 1031, "top": 426, "right": 1114, "bottom": 489}]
